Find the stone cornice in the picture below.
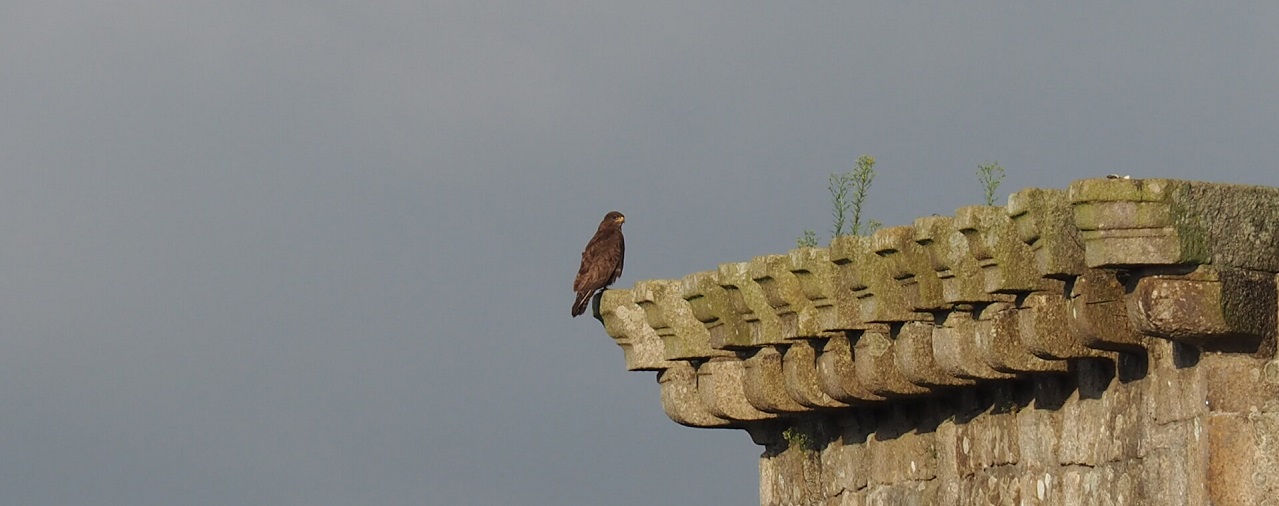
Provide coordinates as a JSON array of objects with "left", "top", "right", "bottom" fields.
[{"left": 596, "top": 178, "right": 1279, "bottom": 428}]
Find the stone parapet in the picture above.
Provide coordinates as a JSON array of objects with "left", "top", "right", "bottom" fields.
[{"left": 594, "top": 178, "right": 1279, "bottom": 505}]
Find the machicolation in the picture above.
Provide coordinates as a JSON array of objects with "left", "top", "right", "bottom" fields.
[{"left": 595, "top": 178, "right": 1279, "bottom": 505}]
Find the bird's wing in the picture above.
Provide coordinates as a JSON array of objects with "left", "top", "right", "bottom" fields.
[{"left": 574, "top": 228, "right": 623, "bottom": 292}]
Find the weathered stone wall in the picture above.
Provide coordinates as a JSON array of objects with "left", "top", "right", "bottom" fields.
[{"left": 595, "top": 178, "right": 1279, "bottom": 505}]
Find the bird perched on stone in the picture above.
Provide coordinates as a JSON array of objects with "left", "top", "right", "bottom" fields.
[{"left": 572, "top": 211, "right": 626, "bottom": 317}]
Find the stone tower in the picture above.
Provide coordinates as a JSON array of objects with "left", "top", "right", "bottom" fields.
[{"left": 596, "top": 178, "right": 1279, "bottom": 505}]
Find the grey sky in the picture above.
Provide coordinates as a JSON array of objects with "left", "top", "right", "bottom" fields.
[{"left": 2, "top": 2, "right": 1277, "bottom": 505}]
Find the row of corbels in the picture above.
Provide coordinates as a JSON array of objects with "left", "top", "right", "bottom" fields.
[{"left": 597, "top": 178, "right": 1279, "bottom": 430}]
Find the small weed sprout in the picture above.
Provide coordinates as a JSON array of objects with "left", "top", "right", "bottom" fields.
[
  {"left": 782, "top": 426, "right": 815, "bottom": 451},
  {"left": 796, "top": 229, "right": 820, "bottom": 248},
  {"left": 977, "top": 161, "right": 1005, "bottom": 206}
]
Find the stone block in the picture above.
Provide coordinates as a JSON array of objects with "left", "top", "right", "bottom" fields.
[
  {"left": 854, "top": 327, "right": 933, "bottom": 397},
  {"left": 681, "top": 270, "right": 753, "bottom": 351},
  {"left": 933, "top": 419, "right": 960, "bottom": 482},
  {"left": 1145, "top": 340, "right": 1209, "bottom": 425},
  {"left": 783, "top": 340, "right": 849, "bottom": 409},
  {"left": 600, "top": 288, "right": 677, "bottom": 371},
  {"left": 828, "top": 237, "right": 870, "bottom": 331},
  {"left": 743, "top": 346, "right": 811, "bottom": 414},
  {"left": 1067, "top": 269, "right": 1150, "bottom": 352},
  {"left": 752, "top": 254, "right": 808, "bottom": 339},
  {"left": 913, "top": 215, "right": 1014, "bottom": 305},
  {"left": 959, "top": 468, "right": 1025, "bottom": 505},
  {"left": 869, "top": 226, "right": 946, "bottom": 312},
  {"left": 697, "top": 356, "right": 777, "bottom": 422},
  {"left": 1018, "top": 470, "right": 1063, "bottom": 506},
  {"left": 1207, "top": 412, "right": 1279, "bottom": 506},
  {"left": 1127, "top": 265, "right": 1277, "bottom": 353},
  {"left": 932, "top": 310, "right": 1017, "bottom": 381},
  {"left": 634, "top": 279, "right": 733, "bottom": 360},
  {"left": 954, "top": 205, "right": 1049, "bottom": 294},
  {"left": 1059, "top": 463, "right": 1141, "bottom": 506},
  {"left": 1069, "top": 178, "right": 1279, "bottom": 272},
  {"left": 977, "top": 302, "right": 1069, "bottom": 374},
  {"left": 1016, "top": 396, "right": 1062, "bottom": 473},
  {"left": 836, "top": 233, "right": 932, "bottom": 323},
  {"left": 867, "top": 421, "right": 937, "bottom": 484},
  {"left": 894, "top": 320, "right": 976, "bottom": 388},
  {"left": 718, "top": 262, "right": 788, "bottom": 346},
  {"left": 657, "top": 362, "right": 733, "bottom": 428},
  {"left": 1202, "top": 353, "right": 1279, "bottom": 414},
  {"left": 1007, "top": 187, "right": 1086, "bottom": 280},
  {"left": 816, "top": 333, "right": 888, "bottom": 404},
  {"left": 786, "top": 247, "right": 844, "bottom": 333},
  {"left": 760, "top": 441, "right": 823, "bottom": 506},
  {"left": 820, "top": 436, "right": 863, "bottom": 498},
  {"left": 862, "top": 480, "right": 938, "bottom": 506},
  {"left": 1058, "top": 360, "right": 1140, "bottom": 466},
  {"left": 1139, "top": 444, "right": 1210, "bottom": 506},
  {"left": 1018, "top": 293, "right": 1116, "bottom": 361},
  {"left": 956, "top": 407, "right": 1021, "bottom": 476}
]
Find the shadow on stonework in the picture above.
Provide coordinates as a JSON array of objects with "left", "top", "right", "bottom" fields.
[
  {"left": 1029, "top": 374, "right": 1069, "bottom": 410},
  {"left": 1073, "top": 357, "right": 1116, "bottom": 400},
  {"left": 1172, "top": 342, "right": 1201, "bottom": 369},
  {"left": 1117, "top": 351, "right": 1150, "bottom": 382}
]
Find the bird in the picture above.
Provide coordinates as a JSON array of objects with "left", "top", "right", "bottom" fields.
[{"left": 572, "top": 211, "right": 626, "bottom": 317}]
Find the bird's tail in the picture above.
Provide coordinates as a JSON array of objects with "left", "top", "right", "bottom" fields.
[{"left": 571, "top": 290, "right": 595, "bottom": 317}]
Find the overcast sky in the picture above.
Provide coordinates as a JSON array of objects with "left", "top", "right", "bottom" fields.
[{"left": 2, "top": 2, "right": 1277, "bottom": 505}]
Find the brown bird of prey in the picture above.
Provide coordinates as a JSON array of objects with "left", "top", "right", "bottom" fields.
[{"left": 572, "top": 211, "right": 626, "bottom": 317}]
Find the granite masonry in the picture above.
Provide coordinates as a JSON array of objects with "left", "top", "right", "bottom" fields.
[{"left": 595, "top": 178, "right": 1279, "bottom": 505}]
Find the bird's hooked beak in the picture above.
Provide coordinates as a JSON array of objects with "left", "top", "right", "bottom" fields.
[{"left": 615, "top": 215, "right": 625, "bottom": 224}]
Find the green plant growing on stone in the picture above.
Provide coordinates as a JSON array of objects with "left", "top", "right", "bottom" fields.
[
  {"left": 830, "top": 155, "right": 881, "bottom": 238},
  {"left": 796, "top": 229, "right": 820, "bottom": 248},
  {"left": 796, "top": 154, "right": 881, "bottom": 247},
  {"left": 782, "top": 426, "right": 815, "bottom": 452},
  {"left": 977, "top": 161, "right": 1005, "bottom": 206}
]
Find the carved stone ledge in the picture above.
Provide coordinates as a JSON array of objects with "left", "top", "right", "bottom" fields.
[
  {"left": 954, "top": 205, "right": 1046, "bottom": 294},
  {"left": 1067, "top": 269, "right": 1150, "bottom": 353},
  {"left": 853, "top": 325, "right": 934, "bottom": 396},
  {"left": 634, "top": 279, "right": 732, "bottom": 361},
  {"left": 600, "top": 289, "right": 677, "bottom": 371},
  {"left": 717, "top": 262, "right": 786, "bottom": 347},
  {"left": 1007, "top": 187, "right": 1086, "bottom": 280},
  {"left": 782, "top": 340, "right": 848, "bottom": 409},
  {"left": 697, "top": 356, "right": 777, "bottom": 422},
  {"left": 743, "top": 346, "right": 810, "bottom": 413},
  {"left": 659, "top": 361, "right": 733, "bottom": 428},
  {"left": 894, "top": 320, "right": 977, "bottom": 388},
  {"left": 913, "top": 215, "right": 1013, "bottom": 305},
  {"left": 785, "top": 248, "right": 843, "bottom": 332},
  {"left": 976, "top": 302, "right": 1069, "bottom": 374},
  {"left": 1018, "top": 293, "right": 1115, "bottom": 361},
  {"left": 932, "top": 310, "right": 1018, "bottom": 381},
  {"left": 598, "top": 177, "right": 1279, "bottom": 465},
  {"left": 815, "top": 333, "right": 887, "bottom": 403},
  {"left": 1070, "top": 178, "right": 1279, "bottom": 271},
  {"left": 1126, "top": 265, "right": 1277, "bottom": 354}
]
